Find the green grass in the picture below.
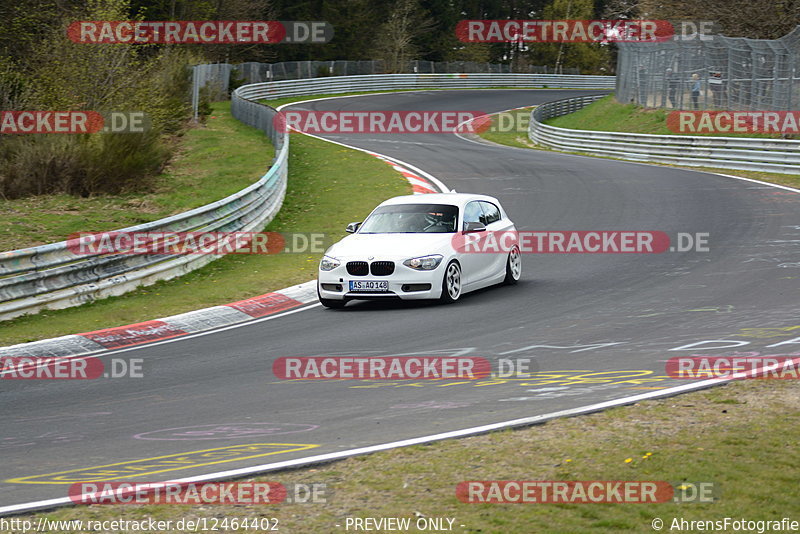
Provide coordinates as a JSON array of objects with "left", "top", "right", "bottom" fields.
[
  {"left": 8, "top": 91, "right": 800, "bottom": 533},
  {"left": 475, "top": 107, "right": 539, "bottom": 149},
  {"left": 20, "top": 379, "right": 800, "bottom": 532},
  {"left": 545, "top": 95, "right": 674, "bottom": 135},
  {"left": 0, "top": 113, "right": 409, "bottom": 345},
  {"left": 0, "top": 87, "right": 567, "bottom": 251},
  {"left": 545, "top": 94, "right": 778, "bottom": 138},
  {"left": 0, "top": 102, "right": 272, "bottom": 251},
  {"left": 476, "top": 99, "right": 800, "bottom": 190}
]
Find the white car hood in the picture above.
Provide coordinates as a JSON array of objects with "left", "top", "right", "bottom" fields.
[{"left": 326, "top": 232, "right": 455, "bottom": 260}]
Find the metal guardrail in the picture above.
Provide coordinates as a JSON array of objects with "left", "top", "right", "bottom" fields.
[
  {"left": 0, "top": 107, "right": 288, "bottom": 321},
  {"left": 193, "top": 62, "right": 588, "bottom": 117},
  {"left": 232, "top": 73, "right": 615, "bottom": 102},
  {"left": 0, "top": 73, "right": 613, "bottom": 321},
  {"left": 529, "top": 95, "right": 800, "bottom": 175}
]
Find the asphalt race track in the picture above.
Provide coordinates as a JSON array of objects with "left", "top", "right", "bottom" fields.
[{"left": 2, "top": 89, "right": 799, "bottom": 510}]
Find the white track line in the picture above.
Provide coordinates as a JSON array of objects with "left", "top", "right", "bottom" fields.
[
  {"left": 0, "top": 303, "right": 322, "bottom": 376},
  {"left": 275, "top": 98, "right": 450, "bottom": 193},
  {"left": 0, "top": 97, "right": 452, "bottom": 370},
  {"left": 1, "top": 372, "right": 767, "bottom": 516},
  {"left": 5, "top": 90, "right": 777, "bottom": 517},
  {"left": 453, "top": 107, "right": 800, "bottom": 195}
]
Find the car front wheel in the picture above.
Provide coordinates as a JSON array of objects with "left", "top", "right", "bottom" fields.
[{"left": 440, "top": 261, "right": 462, "bottom": 303}]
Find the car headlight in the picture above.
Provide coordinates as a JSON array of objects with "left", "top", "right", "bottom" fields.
[
  {"left": 403, "top": 254, "right": 443, "bottom": 271},
  {"left": 319, "top": 256, "right": 341, "bottom": 271}
]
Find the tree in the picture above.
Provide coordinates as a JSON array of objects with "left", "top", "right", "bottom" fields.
[
  {"left": 603, "top": 0, "right": 800, "bottom": 39},
  {"left": 523, "top": 0, "right": 613, "bottom": 74},
  {"left": 372, "top": 0, "right": 435, "bottom": 72},
  {"left": 0, "top": 0, "right": 196, "bottom": 198}
]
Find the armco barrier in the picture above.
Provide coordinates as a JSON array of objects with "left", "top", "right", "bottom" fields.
[
  {"left": 231, "top": 73, "right": 615, "bottom": 101},
  {"left": 0, "top": 114, "right": 288, "bottom": 322},
  {"left": 529, "top": 95, "right": 800, "bottom": 175},
  {"left": 0, "top": 73, "right": 614, "bottom": 321}
]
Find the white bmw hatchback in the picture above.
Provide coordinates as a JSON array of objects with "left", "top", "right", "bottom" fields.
[{"left": 317, "top": 193, "right": 521, "bottom": 308}]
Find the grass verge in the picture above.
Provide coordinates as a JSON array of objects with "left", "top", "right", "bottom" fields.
[
  {"left": 544, "top": 95, "right": 779, "bottom": 138},
  {"left": 476, "top": 103, "right": 800, "bottom": 190},
  {"left": 474, "top": 107, "right": 538, "bottom": 149},
  {"left": 0, "top": 111, "right": 409, "bottom": 345},
  {"left": 21, "top": 379, "right": 800, "bottom": 532},
  {"left": 0, "top": 102, "right": 272, "bottom": 251}
]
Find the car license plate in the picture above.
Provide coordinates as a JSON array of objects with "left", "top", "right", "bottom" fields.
[{"left": 349, "top": 280, "right": 389, "bottom": 292}]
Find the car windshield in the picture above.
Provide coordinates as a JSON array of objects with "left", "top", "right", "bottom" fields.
[{"left": 359, "top": 203, "right": 459, "bottom": 233}]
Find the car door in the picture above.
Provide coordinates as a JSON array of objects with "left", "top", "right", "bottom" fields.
[
  {"left": 480, "top": 200, "right": 513, "bottom": 278},
  {"left": 458, "top": 201, "right": 496, "bottom": 287}
]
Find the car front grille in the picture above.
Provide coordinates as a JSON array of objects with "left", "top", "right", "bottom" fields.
[
  {"left": 346, "top": 261, "right": 369, "bottom": 276},
  {"left": 370, "top": 261, "right": 395, "bottom": 276}
]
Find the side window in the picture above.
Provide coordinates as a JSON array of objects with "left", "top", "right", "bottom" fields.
[
  {"left": 463, "top": 201, "right": 484, "bottom": 229},
  {"left": 480, "top": 202, "right": 501, "bottom": 224}
]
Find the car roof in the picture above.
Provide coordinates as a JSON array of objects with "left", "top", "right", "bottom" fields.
[{"left": 378, "top": 192, "right": 502, "bottom": 209}]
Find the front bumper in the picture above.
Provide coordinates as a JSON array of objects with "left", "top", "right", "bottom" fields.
[{"left": 318, "top": 262, "right": 444, "bottom": 301}]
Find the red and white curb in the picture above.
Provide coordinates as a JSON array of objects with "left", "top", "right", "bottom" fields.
[
  {"left": 1, "top": 282, "right": 319, "bottom": 359},
  {"left": 0, "top": 93, "right": 770, "bottom": 519},
  {"left": 274, "top": 97, "right": 451, "bottom": 195},
  {"left": 1, "top": 124, "right": 449, "bottom": 360},
  {"left": 367, "top": 152, "right": 440, "bottom": 194}
]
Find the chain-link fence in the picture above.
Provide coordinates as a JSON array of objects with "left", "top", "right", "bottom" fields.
[
  {"left": 193, "top": 59, "right": 580, "bottom": 118},
  {"left": 616, "top": 26, "right": 800, "bottom": 110}
]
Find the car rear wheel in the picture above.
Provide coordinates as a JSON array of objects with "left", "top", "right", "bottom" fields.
[
  {"left": 440, "top": 261, "right": 462, "bottom": 303},
  {"left": 504, "top": 245, "right": 522, "bottom": 284}
]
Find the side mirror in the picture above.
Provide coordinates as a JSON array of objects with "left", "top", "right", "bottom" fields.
[
  {"left": 345, "top": 221, "right": 362, "bottom": 233},
  {"left": 463, "top": 221, "right": 486, "bottom": 233}
]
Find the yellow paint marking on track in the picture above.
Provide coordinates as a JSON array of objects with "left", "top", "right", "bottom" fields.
[{"left": 6, "top": 443, "right": 319, "bottom": 484}]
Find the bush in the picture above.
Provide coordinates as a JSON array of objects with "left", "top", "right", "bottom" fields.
[
  {"left": 0, "top": 136, "right": 83, "bottom": 197},
  {"left": 0, "top": 131, "right": 169, "bottom": 198},
  {"left": 196, "top": 86, "right": 215, "bottom": 123},
  {"left": 0, "top": 0, "right": 196, "bottom": 199},
  {"left": 228, "top": 68, "right": 247, "bottom": 93}
]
